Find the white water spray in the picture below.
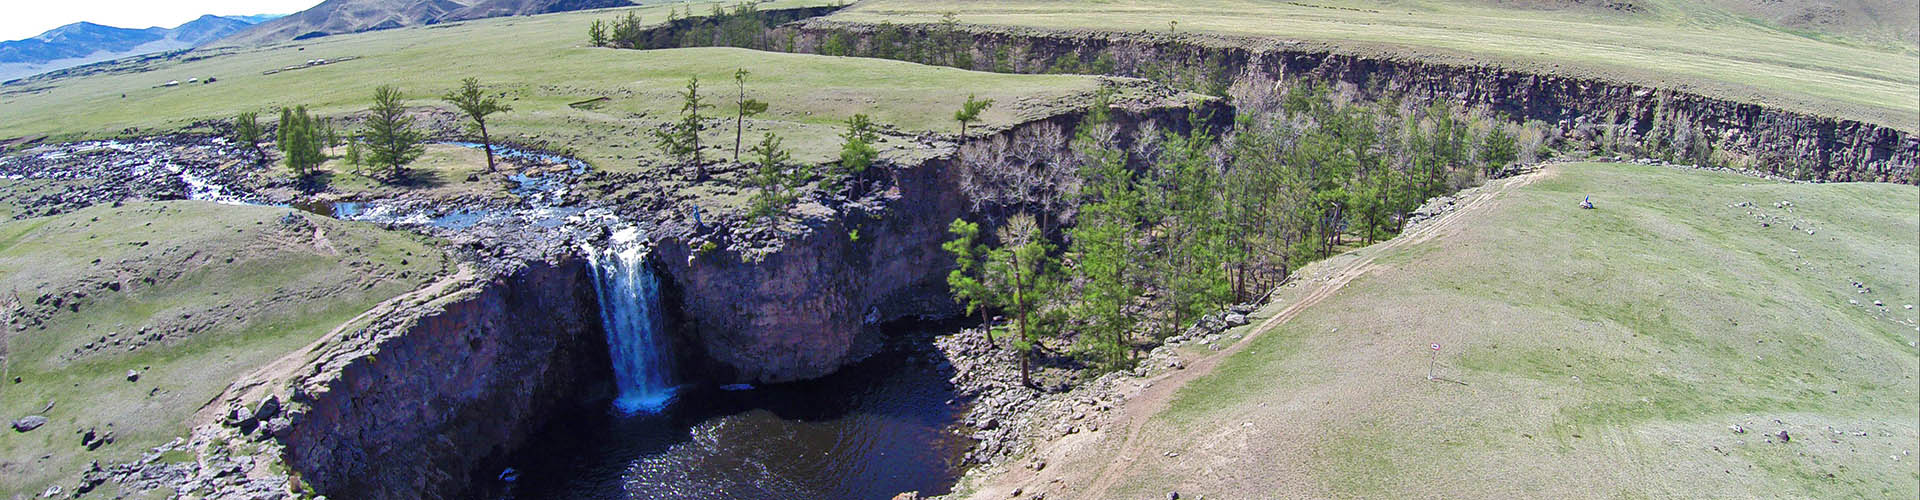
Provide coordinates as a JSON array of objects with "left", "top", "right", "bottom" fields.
[{"left": 586, "top": 228, "right": 678, "bottom": 414}]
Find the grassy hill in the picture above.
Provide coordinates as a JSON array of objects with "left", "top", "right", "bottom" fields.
[
  {"left": 834, "top": 0, "right": 1919, "bottom": 130},
  {"left": 981, "top": 162, "right": 1919, "bottom": 499},
  {"left": 0, "top": 200, "right": 448, "bottom": 497},
  {"left": 0, "top": 0, "right": 1113, "bottom": 171}
]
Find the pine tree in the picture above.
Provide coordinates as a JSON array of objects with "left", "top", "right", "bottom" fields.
[
  {"left": 588, "top": 19, "right": 608, "bottom": 47},
  {"left": 652, "top": 77, "right": 712, "bottom": 180},
  {"left": 365, "top": 85, "right": 426, "bottom": 181},
  {"left": 985, "top": 213, "right": 1060, "bottom": 388},
  {"left": 732, "top": 69, "right": 768, "bottom": 163},
  {"left": 1159, "top": 117, "right": 1232, "bottom": 331},
  {"left": 821, "top": 32, "right": 852, "bottom": 57},
  {"left": 345, "top": 135, "right": 363, "bottom": 169},
  {"left": 832, "top": 114, "right": 879, "bottom": 191},
  {"left": 319, "top": 118, "right": 337, "bottom": 149},
  {"left": 943, "top": 218, "right": 995, "bottom": 343},
  {"left": 276, "top": 106, "right": 324, "bottom": 178},
  {"left": 1066, "top": 90, "right": 1140, "bottom": 368},
  {"left": 954, "top": 93, "right": 993, "bottom": 138},
  {"left": 939, "top": 12, "right": 967, "bottom": 67},
  {"left": 610, "top": 11, "right": 644, "bottom": 48},
  {"left": 230, "top": 111, "right": 262, "bottom": 162},
  {"left": 443, "top": 77, "right": 513, "bottom": 172},
  {"left": 745, "top": 132, "right": 795, "bottom": 219},
  {"left": 1480, "top": 124, "right": 1518, "bottom": 178},
  {"left": 275, "top": 107, "right": 293, "bottom": 155}
]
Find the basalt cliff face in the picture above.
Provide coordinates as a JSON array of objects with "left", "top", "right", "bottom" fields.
[
  {"left": 279, "top": 261, "right": 606, "bottom": 500},
  {"left": 760, "top": 19, "right": 1916, "bottom": 183},
  {"left": 653, "top": 102, "right": 1218, "bottom": 383}
]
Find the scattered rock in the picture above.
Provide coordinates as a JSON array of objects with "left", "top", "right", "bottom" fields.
[
  {"left": 1729, "top": 424, "right": 1745, "bottom": 434},
  {"left": 11, "top": 415, "right": 48, "bottom": 432},
  {"left": 1776, "top": 430, "right": 1791, "bottom": 443},
  {"left": 1223, "top": 313, "right": 1247, "bottom": 327},
  {"left": 80, "top": 426, "right": 108, "bottom": 450},
  {"left": 126, "top": 369, "right": 140, "bottom": 382},
  {"left": 225, "top": 405, "right": 259, "bottom": 435}
]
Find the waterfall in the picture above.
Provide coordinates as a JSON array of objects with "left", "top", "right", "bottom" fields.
[{"left": 586, "top": 234, "right": 678, "bottom": 414}]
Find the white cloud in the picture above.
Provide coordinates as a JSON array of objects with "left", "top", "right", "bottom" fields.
[{"left": 1, "top": 0, "right": 322, "bottom": 41}]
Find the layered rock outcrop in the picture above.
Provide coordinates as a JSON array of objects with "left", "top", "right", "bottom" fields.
[
  {"left": 278, "top": 261, "right": 606, "bottom": 499},
  {"left": 724, "top": 17, "right": 1916, "bottom": 183}
]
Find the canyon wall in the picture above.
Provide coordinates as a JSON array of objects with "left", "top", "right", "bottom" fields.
[
  {"left": 653, "top": 103, "right": 1216, "bottom": 383},
  {"left": 747, "top": 18, "right": 1916, "bottom": 183},
  {"left": 632, "top": 6, "right": 1919, "bottom": 385},
  {"left": 278, "top": 261, "right": 607, "bottom": 500}
]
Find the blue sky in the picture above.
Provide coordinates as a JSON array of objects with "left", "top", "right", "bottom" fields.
[{"left": 1, "top": 0, "right": 320, "bottom": 41}]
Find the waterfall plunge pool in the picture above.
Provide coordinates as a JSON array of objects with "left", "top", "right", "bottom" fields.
[{"left": 489, "top": 323, "right": 976, "bottom": 500}]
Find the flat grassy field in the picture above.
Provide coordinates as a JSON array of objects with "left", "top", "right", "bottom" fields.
[
  {"left": 1005, "top": 163, "right": 1918, "bottom": 498},
  {"left": 0, "top": 201, "right": 448, "bottom": 497},
  {"left": 835, "top": 0, "right": 1919, "bottom": 130},
  {"left": 0, "top": 0, "right": 1109, "bottom": 171}
]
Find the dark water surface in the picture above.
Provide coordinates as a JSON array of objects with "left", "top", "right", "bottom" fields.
[{"left": 496, "top": 342, "right": 973, "bottom": 500}]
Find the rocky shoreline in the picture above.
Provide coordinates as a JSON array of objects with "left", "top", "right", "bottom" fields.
[{"left": 928, "top": 302, "right": 1264, "bottom": 478}]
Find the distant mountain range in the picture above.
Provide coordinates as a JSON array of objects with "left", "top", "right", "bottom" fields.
[
  {"left": 0, "top": 14, "right": 279, "bottom": 82},
  {"left": 219, "top": 0, "right": 635, "bottom": 46}
]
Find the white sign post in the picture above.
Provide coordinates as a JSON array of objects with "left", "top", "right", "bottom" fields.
[{"left": 1428, "top": 343, "right": 1441, "bottom": 381}]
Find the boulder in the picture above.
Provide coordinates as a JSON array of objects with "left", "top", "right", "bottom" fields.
[
  {"left": 259, "top": 417, "right": 292, "bottom": 440},
  {"left": 1224, "top": 313, "right": 1248, "bottom": 327},
  {"left": 11, "top": 415, "right": 47, "bottom": 432},
  {"left": 254, "top": 396, "right": 281, "bottom": 421},
  {"left": 80, "top": 427, "right": 102, "bottom": 449}
]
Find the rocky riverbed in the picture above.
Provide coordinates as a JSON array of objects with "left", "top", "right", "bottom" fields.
[{"left": 0, "top": 137, "right": 260, "bottom": 218}]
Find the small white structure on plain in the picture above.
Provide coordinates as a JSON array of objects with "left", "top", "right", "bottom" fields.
[{"left": 1428, "top": 343, "right": 1441, "bottom": 381}]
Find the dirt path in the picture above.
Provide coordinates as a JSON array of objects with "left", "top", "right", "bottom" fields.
[
  {"left": 192, "top": 264, "right": 476, "bottom": 425},
  {"left": 1052, "top": 167, "right": 1550, "bottom": 498}
]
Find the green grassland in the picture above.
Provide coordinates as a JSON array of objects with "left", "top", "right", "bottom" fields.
[
  {"left": 0, "top": 0, "right": 1112, "bottom": 173},
  {"left": 1102, "top": 163, "right": 1918, "bottom": 498},
  {"left": 0, "top": 200, "right": 448, "bottom": 497},
  {"left": 835, "top": 0, "right": 1919, "bottom": 130}
]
